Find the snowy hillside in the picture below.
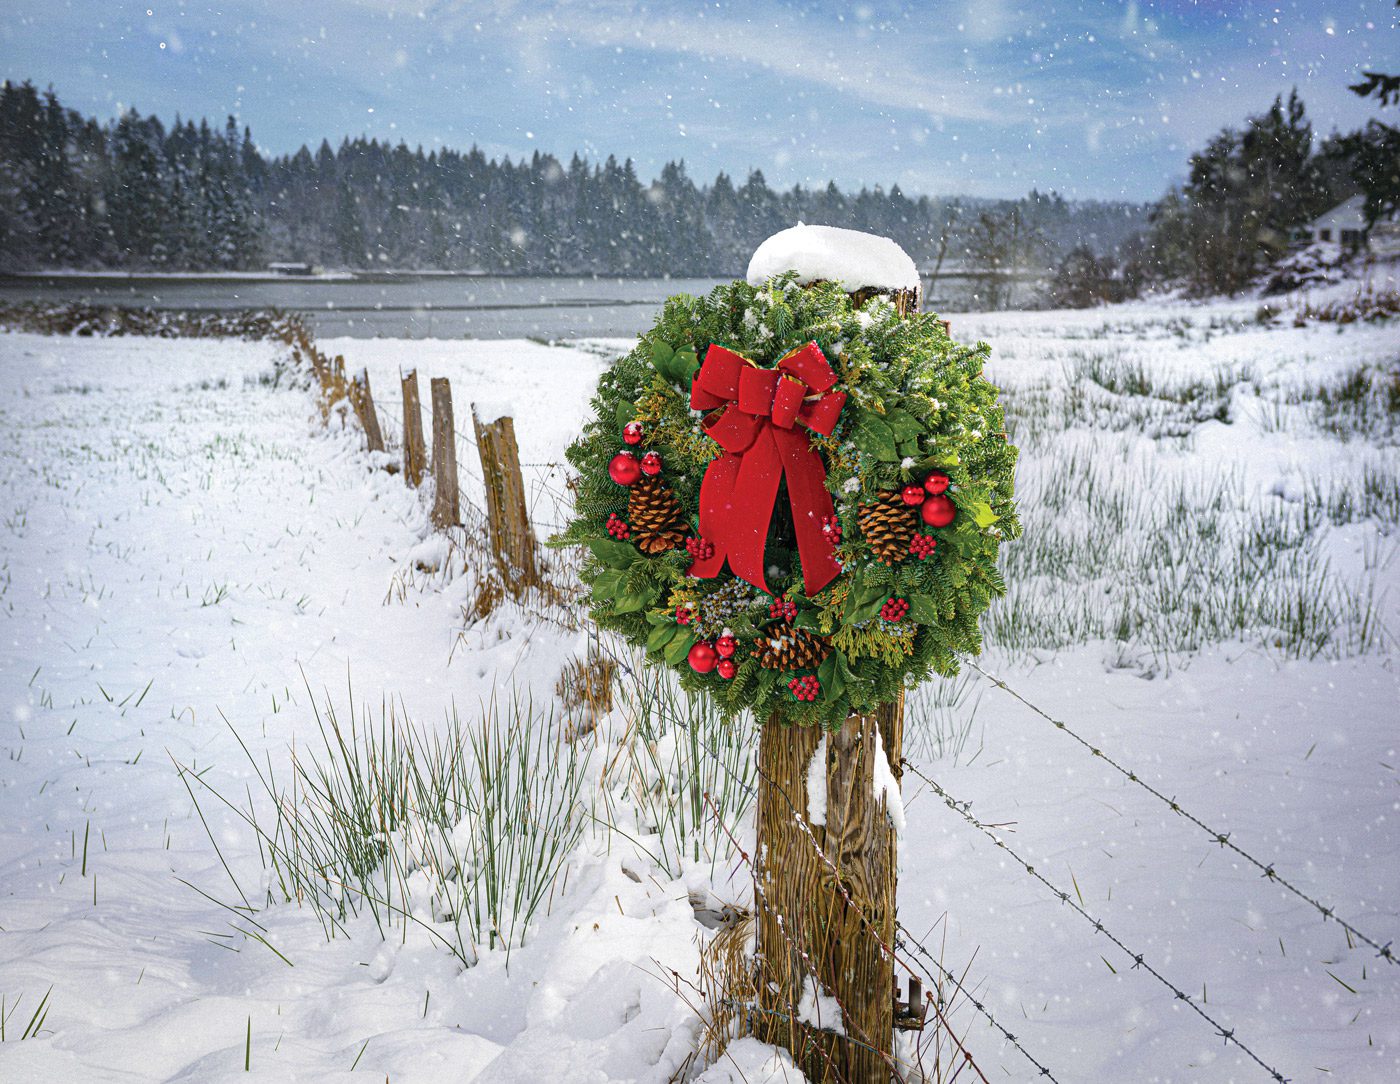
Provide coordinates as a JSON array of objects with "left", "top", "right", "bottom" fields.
[{"left": 1, "top": 276, "right": 1398, "bottom": 1082}]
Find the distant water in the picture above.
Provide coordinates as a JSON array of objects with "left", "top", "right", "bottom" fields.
[{"left": 0, "top": 271, "right": 1025, "bottom": 339}]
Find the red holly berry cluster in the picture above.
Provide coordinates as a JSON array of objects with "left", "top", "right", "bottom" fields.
[
  {"left": 686, "top": 536, "right": 715, "bottom": 561},
  {"left": 909, "top": 534, "right": 937, "bottom": 559},
  {"left": 788, "top": 675, "right": 821, "bottom": 701},
  {"left": 676, "top": 605, "right": 693, "bottom": 625},
  {"left": 880, "top": 597, "right": 910, "bottom": 622},
  {"left": 769, "top": 598, "right": 798, "bottom": 622},
  {"left": 900, "top": 471, "right": 956, "bottom": 529},
  {"left": 606, "top": 513, "right": 630, "bottom": 540},
  {"left": 820, "top": 515, "right": 842, "bottom": 543}
]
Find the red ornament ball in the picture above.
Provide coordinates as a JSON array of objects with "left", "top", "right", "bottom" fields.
[
  {"left": 622, "top": 421, "right": 644, "bottom": 446},
  {"left": 640, "top": 451, "right": 663, "bottom": 476},
  {"left": 716, "top": 658, "right": 737, "bottom": 680},
  {"left": 923, "top": 471, "right": 951, "bottom": 496},
  {"left": 608, "top": 452, "right": 642, "bottom": 486},
  {"left": 688, "top": 642, "right": 718, "bottom": 675},
  {"left": 900, "top": 484, "right": 926, "bottom": 506},
  {"left": 920, "top": 494, "right": 956, "bottom": 527},
  {"left": 715, "top": 634, "right": 737, "bottom": 659}
]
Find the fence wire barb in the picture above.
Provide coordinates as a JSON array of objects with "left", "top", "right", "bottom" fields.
[
  {"left": 966, "top": 660, "right": 1398, "bottom": 968},
  {"left": 893, "top": 924, "right": 1062, "bottom": 1083},
  {"left": 901, "top": 758, "right": 1290, "bottom": 1083}
]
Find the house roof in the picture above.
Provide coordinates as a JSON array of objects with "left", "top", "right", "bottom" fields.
[{"left": 1308, "top": 194, "right": 1370, "bottom": 230}]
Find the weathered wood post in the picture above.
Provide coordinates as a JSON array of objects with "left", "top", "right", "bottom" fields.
[
  {"left": 401, "top": 369, "right": 427, "bottom": 487},
  {"left": 750, "top": 231, "right": 921, "bottom": 1082},
  {"left": 471, "top": 405, "right": 540, "bottom": 590},
  {"left": 430, "top": 377, "right": 460, "bottom": 529},
  {"left": 350, "top": 368, "right": 386, "bottom": 453}
]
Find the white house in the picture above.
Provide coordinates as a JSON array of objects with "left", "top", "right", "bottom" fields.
[{"left": 1299, "top": 195, "right": 1375, "bottom": 250}]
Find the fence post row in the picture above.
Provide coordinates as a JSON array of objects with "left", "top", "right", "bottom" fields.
[
  {"left": 430, "top": 376, "right": 460, "bottom": 529},
  {"left": 401, "top": 369, "right": 427, "bottom": 487},
  {"left": 472, "top": 405, "right": 540, "bottom": 590},
  {"left": 350, "top": 368, "right": 386, "bottom": 454}
]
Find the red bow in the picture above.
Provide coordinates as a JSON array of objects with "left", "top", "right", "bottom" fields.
[{"left": 687, "top": 341, "right": 847, "bottom": 596}]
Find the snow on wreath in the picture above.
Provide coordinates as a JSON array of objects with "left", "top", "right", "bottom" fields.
[{"left": 555, "top": 226, "right": 1020, "bottom": 730}]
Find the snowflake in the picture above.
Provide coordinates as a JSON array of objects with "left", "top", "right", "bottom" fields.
[{"left": 842, "top": 477, "right": 861, "bottom": 494}]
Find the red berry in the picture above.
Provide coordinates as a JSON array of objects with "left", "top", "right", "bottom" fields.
[
  {"left": 900, "top": 484, "right": 926, "bottom": 506},
  {"left": 880, "top": 597, "right": 909, "bottom": 622},
  {"left": 910, "top": 534, "right": 937, "bottom": 559},
  {"left": 608, "top": 452, "right": 642, "bottom": 486},
  {"left": 640, "top": 451, "right": 663, "bottom": 476},
  {"left": 687, "top": 536, "right": 715, "bottom": 561},
  {"left": 606, "top": 513, "right": 630, "bottom": 540},
  {"left": 715, "top": 634, "right": 737, "bottom": 659},
  {"left": 769, "top": 599, "right": 797, "bottom": 622},
  {"left": 923, "top": 471, "right": 951, "bottom": 496},
  {"left": 820, "top": 515, "right": 842, "bottom": 542},
  {"left": 676, "top": 605, "right": 692, "bottom": 625},
  {"left": 920, "top": 494, "right": 956, "bottom": 527},
  {"left": 688, "top": 642, "right": 718, "bottom": 675},
  {"left": 716, "top": 658, "right": 737, "bottom": 680},
  {"left": 622, "top": 421, "right": 644, "bottom": 445}
]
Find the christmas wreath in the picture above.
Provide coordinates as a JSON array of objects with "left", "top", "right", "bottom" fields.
[{"left": 557, "top": 274, "right": 1019, "bottom": 729}]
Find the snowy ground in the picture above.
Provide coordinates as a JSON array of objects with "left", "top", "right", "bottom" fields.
[{"left": 1, "top": 277, "right": 1398, "bottom": 1082}]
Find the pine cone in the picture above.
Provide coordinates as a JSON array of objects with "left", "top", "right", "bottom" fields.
[
  {"left": 628, "top": 476, "right": 687, "bottom": 555},
  {"left": 753, "top": 626, "right": 831, "bottom": 670},
  {"left": 857, "top": 490, "right": 918, "bottom": 565}
]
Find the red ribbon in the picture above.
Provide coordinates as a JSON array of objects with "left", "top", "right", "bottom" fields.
[{"left": 687, "top": 341, "right": 847, "bottom": 596}]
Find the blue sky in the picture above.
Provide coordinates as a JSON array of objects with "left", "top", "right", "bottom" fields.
[{"left": 3, "top": 1, "right": 1395, "bottom": 201}]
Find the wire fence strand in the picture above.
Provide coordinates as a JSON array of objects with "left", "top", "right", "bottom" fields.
[
  {"left": 900, "top": 758, "right": 1290, "bottom": 1083},
  {"left": 965, "top": 659, "right": 1397, "bottom": 969}
]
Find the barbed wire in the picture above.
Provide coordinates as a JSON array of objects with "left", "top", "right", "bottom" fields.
[
  {"left": 965, "top": 660, "right": 1397, "bottom": 969},
  {"left": 893, "top": 924, "right": 1062, "bottom": 1083},
  {"left": 900, "top": 758, "right": 1290, "bottom": 1083}
]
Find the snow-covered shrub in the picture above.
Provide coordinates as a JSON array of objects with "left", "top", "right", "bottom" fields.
[{"left": 1260, "top": 242, "right": 1349, "bottom": 296}]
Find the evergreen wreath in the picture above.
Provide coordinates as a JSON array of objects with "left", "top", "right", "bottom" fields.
[{"left": 556, "top": 273, "right": 1019, "bottom": 730}]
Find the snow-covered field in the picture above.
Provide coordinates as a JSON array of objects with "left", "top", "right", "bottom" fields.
[{"left": 1, "top": 280, "right": 1398, "bottom": 1082}]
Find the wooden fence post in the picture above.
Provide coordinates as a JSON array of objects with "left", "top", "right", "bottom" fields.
[
  {"left": 401, "top": 369, "right": 427, "bottom": 487},
  {"left": 430, "top": 377, "right": 459, "bottom": 529},
  {"left": 350, "top": 368, "right": 385, "bottom": 453},
  {"left": 752, "top": 278, "right": 915, "bottom": 1082},
  {"left": 471, "top": 406, "right": 539, "bottom": 590}
]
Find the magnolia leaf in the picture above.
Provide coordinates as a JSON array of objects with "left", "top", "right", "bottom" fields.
[
  {"left": 964, "top": 499, "right": 999, "bottom": 528},
  {"left": 907, "top": 594, "right": 940, "bottom": 624},
  {"left": 590, "top": 569, "right": 625, "bottom": 601},
  {"left": 650, "top": 340, "right": 676, "bottom": 371},
  {"left": 664, "top": 630, "right": 695, "bottom": 665},
  {"left": 853, "top": 414, "right": 899, "bottom": 462},
  {"left": 586, "top": 537, "right": 639, "bottom": 569},
  {"left": 614, "top": 399, "right": 635, "bottom": 432},
  {"left": 614, "top": 586, "right": 653, "bottom": 613},
  {"left": 647, "top": 622, "right": 677, "bottom": 653},
  {"left": 885, "top": 408, "right": 924, "bottom": 443}
]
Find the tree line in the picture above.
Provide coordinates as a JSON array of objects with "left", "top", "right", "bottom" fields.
[{"left": 0, "top": 79, "right": 1143, "bottom": 276}]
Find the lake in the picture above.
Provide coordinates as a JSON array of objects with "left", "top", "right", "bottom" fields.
[{"left": 0, "top": 271, "right": 1033, "bottom": 339}]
